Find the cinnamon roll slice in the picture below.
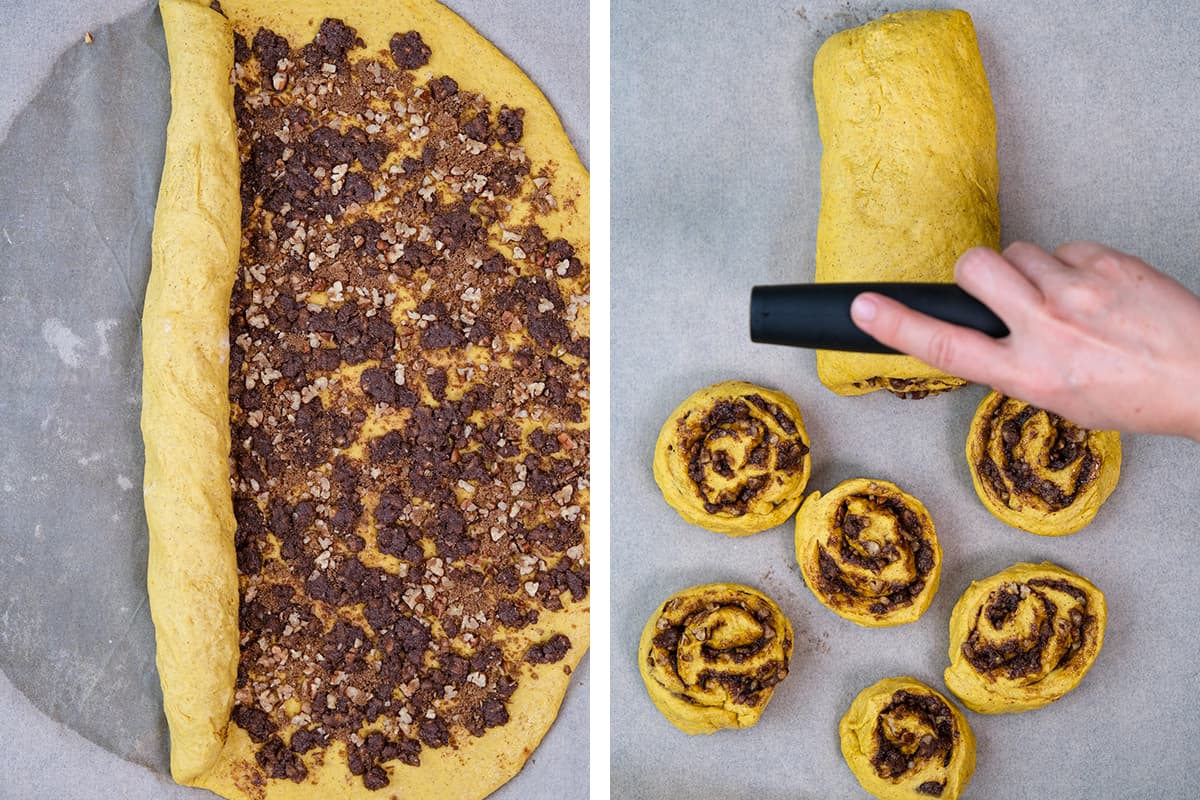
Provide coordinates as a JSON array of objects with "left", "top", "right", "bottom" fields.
[
  {"left": 840, "top": 677, "right": 976, "bottom": 800},
  {"left": 967, "top": 391, "right": 1121, "bottom": 536},
  {"left": 638, "top": 583, "right": 794, "bottom": 734},
  {"left": 653, "top": 381, "right": 812, "bottom": 535},
  {"left": 795, "top": 479, "right": 941, "bottom": 626},
  {"left": 944, "top": 562, "right": 1107, "bottom": 713}
]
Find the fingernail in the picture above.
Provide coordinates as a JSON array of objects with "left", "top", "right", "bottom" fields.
[
  {"left": 850, "top": 294, "right": 877, "bottom": 322},
  {"left": 955, "top": 247, "right": 991, "bottom": 284}
]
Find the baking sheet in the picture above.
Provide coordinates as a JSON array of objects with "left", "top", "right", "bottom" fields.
[
  {"left": 0, "top": 2, "right": 588, "bottom": 797},
  {"left": 611, "top": 1, "right": 1200, "bottom": 798}
]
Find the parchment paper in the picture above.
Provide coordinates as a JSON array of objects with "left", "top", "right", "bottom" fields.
[
  {"left": 612, "top": 1, "right": 1200, "bottom": 798},
  {"left": 0, "top": 2, "right": 588, "bottom": 797}
]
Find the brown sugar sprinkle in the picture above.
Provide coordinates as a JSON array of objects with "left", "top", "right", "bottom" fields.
[{"left": 227, "top": 19, "right": 588, "bottom": 790}]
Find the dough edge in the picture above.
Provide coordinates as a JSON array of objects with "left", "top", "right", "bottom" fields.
[{"left": 144, "top": 0, "right": 242, "bottom": 783}]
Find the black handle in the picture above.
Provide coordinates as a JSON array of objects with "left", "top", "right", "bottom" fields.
[{"left": 749, "top": 282, "right": 1009, "bottom": 354}]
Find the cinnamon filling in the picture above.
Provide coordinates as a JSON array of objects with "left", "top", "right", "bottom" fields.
[
  {"left": 870, "top": 690, "right": 957, "bottom": 788},
  {"left": 227, "top": 19, "right": 588, "bottom": 790},
  {"left": 680, "top": 394, "right": 808, "bottom": 515},
  {"left": 814, "top": 493, "right": 935, "bottom": 614},
  {"left": 849, "top": 376, "right": 964, "bottom": 399},
  {"left": 975, "top": 398, "right": 1101, "bottom": 510},
  {"left": 961, "top": 580, "right": 1092, "bottom": 679}
]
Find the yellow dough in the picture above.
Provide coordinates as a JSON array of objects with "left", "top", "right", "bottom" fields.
[
  {"left": 840, "top": 677, "right": 975, "bottom": 800},
  {"left": 812, "top": 9, "right": 999, "bottom": 396},
  {"left": 143, "top": 1, "right": 589, "bottom": 798},
  {"left": 652, "top": 381, "right": 812, "bottom": 535},
  {"left": 142, "top": 0, "right": 243, "bottom": 781},
  {"left": 795, "top": 479, "right": 941, "bottom": 627},
  {"left": 638, "top": 583, "right": 794, "bottom": 735},
  {"left": 944, "top": 562, "right": 1106, "bottom": 714},
  {"left": 967, "top": 391, "right": 1121, "bottom": 535}
]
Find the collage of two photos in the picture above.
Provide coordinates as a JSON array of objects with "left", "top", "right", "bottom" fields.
[{"left": 2, "top": 1, "right": 1199, "bottom": 799}]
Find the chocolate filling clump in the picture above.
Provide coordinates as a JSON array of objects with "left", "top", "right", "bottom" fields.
[{"left": 390, "top": 30, "right": 431, "bottom": 69}]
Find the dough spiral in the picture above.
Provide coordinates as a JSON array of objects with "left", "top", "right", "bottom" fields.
[
  {"left": 944, "top": 562, "right": 1106, "bottom": 713},
  {"left": 653, "top": 381, "right": 811, "bottom": 536},
  {"left": 795, "top": 479, "right": 941, "bottom": 627},
  {"left": 967, "top": 391, "right": 1121, "bottom": 536},
  {"left": 638, "top": 583, "right": 794, "bottom": 734},
  {"left": 840, "top": 677, "right": 976, "bottom": 800}
]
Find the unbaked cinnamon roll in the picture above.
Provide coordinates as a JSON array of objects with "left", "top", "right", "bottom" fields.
[
  {"left": 967, "top": 391, "right": 1121, "bottom": 536},
  {"left": 795, "top": 479, "right": 941, "bottom": 626},
  {"left": 653, "top": 381, "right": 812, "bottom": 535},
  {"left": 638, "top": 583, "right": 794, "bottom": 734},
  {"left": 944, "top": 562, "right": 1106, "bottom": 713},
  {"left": 840, "top": 676, "right": 976, "bottom": 800}
]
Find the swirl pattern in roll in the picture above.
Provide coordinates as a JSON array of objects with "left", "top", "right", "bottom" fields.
[
  {"left": 967, "top": 391, "right": 1121, "bottom": 536},
  {"left": 840, "top": 677, "right": 976, "bottom": 800},
  {"left": 795, "top": 479, "right": 941, "bottom": 626},
  {"left": 653, "top": 381, "right": 812, "bottom": 535},
  {"left": 638, "top": 583, "right": 794, "bottom": 734},
  {"left": 944, "top": 562, "right": 1106, "bottom": 713}
]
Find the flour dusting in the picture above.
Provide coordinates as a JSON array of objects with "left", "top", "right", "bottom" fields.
[
  {"left": 95, "top": 319, "right": 119, "bottom": 358},
  {"left": 41, "top": 318, "right": 85, "bottom": 368}
]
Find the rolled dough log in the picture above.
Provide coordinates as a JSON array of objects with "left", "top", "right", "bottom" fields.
[{"left": 812, "top": 9, "right": 999, "bottom": 396}]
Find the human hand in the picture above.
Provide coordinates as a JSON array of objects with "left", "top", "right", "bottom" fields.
[{"left": 849, "top": 241, "right": 1200, "bottom": 440}]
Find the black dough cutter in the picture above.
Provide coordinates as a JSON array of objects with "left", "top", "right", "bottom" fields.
[{"left": 749, "top": 282, "right": 1009, "bottom": 355}]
